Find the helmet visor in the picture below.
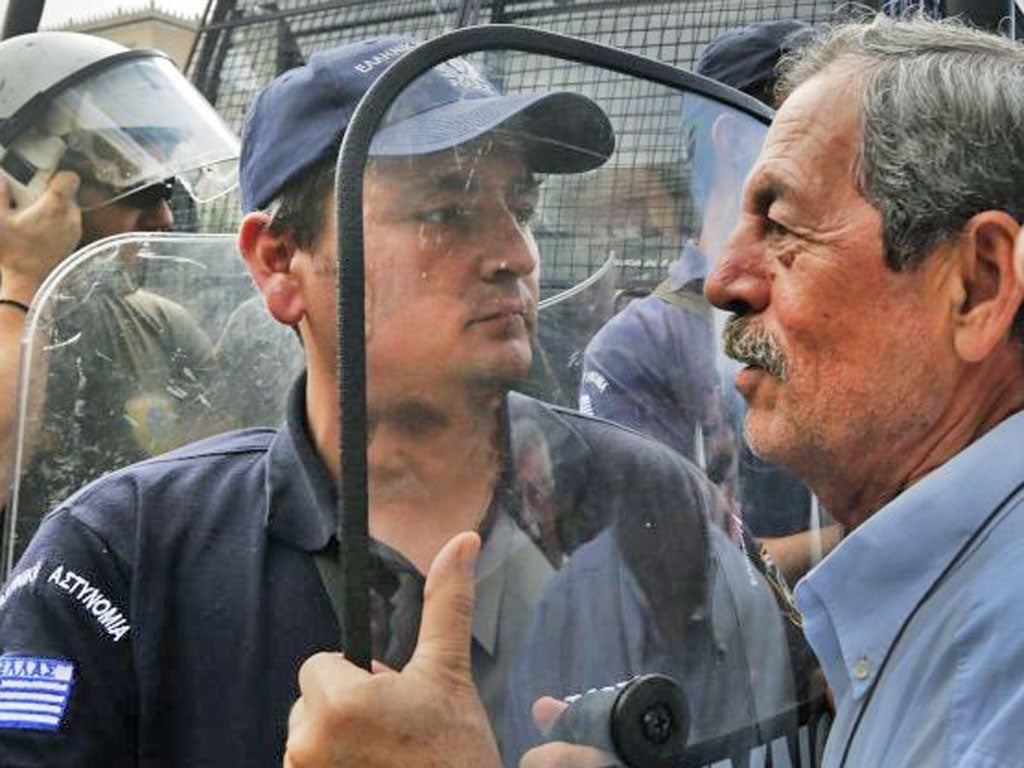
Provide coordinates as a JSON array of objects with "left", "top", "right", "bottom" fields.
[{"left": 17, "top": 55, "right": 238, "bottom": 209}]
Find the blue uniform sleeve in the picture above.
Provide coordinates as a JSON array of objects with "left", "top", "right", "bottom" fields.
[
  {"left": 579, "top": 298, "right": 716, "bottom": 462},
  {"left": 579, "top": 308, "right": 664, "bottom": 432},
  {"left": 0, "top": 509, "right": 135, "bottom": 767}
]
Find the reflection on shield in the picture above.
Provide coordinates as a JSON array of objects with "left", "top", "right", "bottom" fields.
[{"left": 2, "top": 233, "right": 303, "bottom": 575}]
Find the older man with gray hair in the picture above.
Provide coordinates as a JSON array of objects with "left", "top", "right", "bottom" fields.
[
  {"left": 282, "top": 14, "right": 1024, "bottom": 768},
  {"left": 704, "top": 13, "right": 1024, "bottom": 768}
]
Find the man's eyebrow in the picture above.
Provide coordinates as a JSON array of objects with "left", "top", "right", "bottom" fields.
[{"left": 414, "top": 170, "right": 479, "bottom": 194}]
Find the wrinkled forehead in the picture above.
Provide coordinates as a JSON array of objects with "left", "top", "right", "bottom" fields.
[
  {"left": 775, "top": 69, "right": 862, "bottom": 153},
  {"left": 744, "top": 73, "right": 863, "bottom": 200}
]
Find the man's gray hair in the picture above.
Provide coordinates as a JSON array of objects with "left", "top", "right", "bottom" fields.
[{"left": 777, "top": 13, "right": 1024, "bottom": 344}]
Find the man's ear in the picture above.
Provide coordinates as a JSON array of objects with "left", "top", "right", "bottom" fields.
[
  {"left": 951, "top": 210, "right": 1024, "bottom": 363},
  {"left": 238, "top": 211, "right": 307, "bottom": 326},
  {"left": 1015, "top": 227, "right": 1024, "bottom": 286}
]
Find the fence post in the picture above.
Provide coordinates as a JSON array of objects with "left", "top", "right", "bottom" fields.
[{"left": 1, "top": 0, "right": 44, "bottom": 40}]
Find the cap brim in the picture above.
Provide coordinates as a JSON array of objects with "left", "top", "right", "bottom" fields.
[{"left": 369, "top": 91, "right": 615, "bottom": 174}]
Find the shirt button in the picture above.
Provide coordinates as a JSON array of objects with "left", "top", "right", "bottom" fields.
[{"left": 853, "top": 657, "right": 872, "bottom": 680}]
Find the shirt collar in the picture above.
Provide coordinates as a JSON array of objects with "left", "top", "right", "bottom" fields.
[
  {"left": 473, "top": 513, "right": 530, "bottom": 655},
  {"left": 265, "top": 373, "right": 335, "bottom": 551},
  {"left": 795, "top": 410, "right": 1024, "bottom": 701}
]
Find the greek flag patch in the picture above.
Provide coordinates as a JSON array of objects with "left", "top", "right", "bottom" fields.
[{"left": 0, "top": 655, "right": 75, "bottom": 731}]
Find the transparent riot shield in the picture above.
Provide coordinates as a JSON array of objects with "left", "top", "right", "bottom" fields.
[
  {"left": 329, "top": 27, "right": 833, "bottom": 768},
  {"left": 2, "top": 232, "right": 304, "bottom": 574},
  {"left": 523, "top": 253, "right": 618, "bottom": 408}
]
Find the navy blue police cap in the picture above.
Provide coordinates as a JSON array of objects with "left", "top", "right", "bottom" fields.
[
  {"left": 240, "top": 35, "right": 616, "bottom": 212},
  {"left": 696, "top": 20, "right": 815, "bottom": 93}
]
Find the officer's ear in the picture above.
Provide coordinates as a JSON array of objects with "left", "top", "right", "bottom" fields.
[
  {"left": 951, "top": 210, "right": 1024, "bottom": 363},
  {"left": 238, "top": 211, "right": 307, "bottom": 327},
  {"left": 710, "top": 112, "right": 739, "bottom": 155}
]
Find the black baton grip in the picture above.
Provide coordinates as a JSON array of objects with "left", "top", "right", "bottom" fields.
[{"left": 547, "top": 673, "right": 689, "bottom": 768}]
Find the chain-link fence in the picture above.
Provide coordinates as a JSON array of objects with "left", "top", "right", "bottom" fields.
[{"left": 184, "top": 0, "right": 864, "bottom": 285}]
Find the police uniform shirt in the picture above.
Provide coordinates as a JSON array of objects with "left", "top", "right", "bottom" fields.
[
  {"left": 0, "top": 380, "right": 340, "bottom": 767},
  {"left": 0, "top": 377, "right": 560, "bottom": 766}
]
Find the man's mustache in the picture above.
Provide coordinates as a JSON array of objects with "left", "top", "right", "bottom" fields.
[{"left": 721, "top": 315, "right": 788, "bottom": 380}]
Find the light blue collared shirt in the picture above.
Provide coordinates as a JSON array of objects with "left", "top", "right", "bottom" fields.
[{"left": 795, "top": 410, "right": 1024, "bottom": 768}]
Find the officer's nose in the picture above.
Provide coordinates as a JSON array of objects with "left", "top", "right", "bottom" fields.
[
  {"left": 138, "top": 199, "right": 174, "bottom": 232},
  {"left": 480, "top": 208, "right": 539, "bottom": 284}
]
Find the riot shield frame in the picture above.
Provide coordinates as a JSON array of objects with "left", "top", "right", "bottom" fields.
[{"left": 331, "top": 23, "right": 773, "bottom": 668}]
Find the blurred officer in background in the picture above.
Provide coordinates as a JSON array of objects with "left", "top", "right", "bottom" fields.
[{"left": 0, "top": 32, "right": 239, "bottom": 505}]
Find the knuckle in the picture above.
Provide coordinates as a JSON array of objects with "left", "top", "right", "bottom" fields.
[
  {"left": 283, "top": 737, "right": 316, "bottom": 768},
  {"left": 297, "top": 651, "right": 334, "bottom": 685}
]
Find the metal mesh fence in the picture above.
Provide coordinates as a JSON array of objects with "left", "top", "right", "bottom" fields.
[{"left": 185, "top": 0, "right": 861, "bottom": 283}]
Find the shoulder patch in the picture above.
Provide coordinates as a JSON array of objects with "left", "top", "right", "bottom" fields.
[
  {"left": 45, "top": 564, "right": 131, "bottom": 642},
  {"left": 0, "top": 655, "right": 75, "bottom": 731}
]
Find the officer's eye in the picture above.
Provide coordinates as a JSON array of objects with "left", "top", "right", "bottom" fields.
[
  {"left": 511, "top": 202, "right": 537, "bottom": 226},
  {"left": 415, "top": 205, "right": 471, "bottom": 225},
  {"left": 510, "top": 178, "right": 541, "bottom": 227}
]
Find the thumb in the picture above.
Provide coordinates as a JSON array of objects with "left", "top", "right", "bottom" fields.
[
  {"left": 532, "top": 696, "right": 569, "bottom": 736},
  {"left": 410, "top": 530, "right": 480, "bottom": 680}
]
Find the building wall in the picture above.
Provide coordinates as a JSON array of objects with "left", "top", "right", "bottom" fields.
[{"left": 60, "top": 8, "right": 199, "bottom": 70}]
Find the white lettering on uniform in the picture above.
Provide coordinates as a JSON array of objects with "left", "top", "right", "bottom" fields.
[
  {"left": 579, "top": 394, "right": 594, "bottom": 416},
  {"left": 46, "top": 564, "right": 131, "bottom": 642},
  {"left": 0, "top": 560, "right": 42, "bottom": 610}
]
